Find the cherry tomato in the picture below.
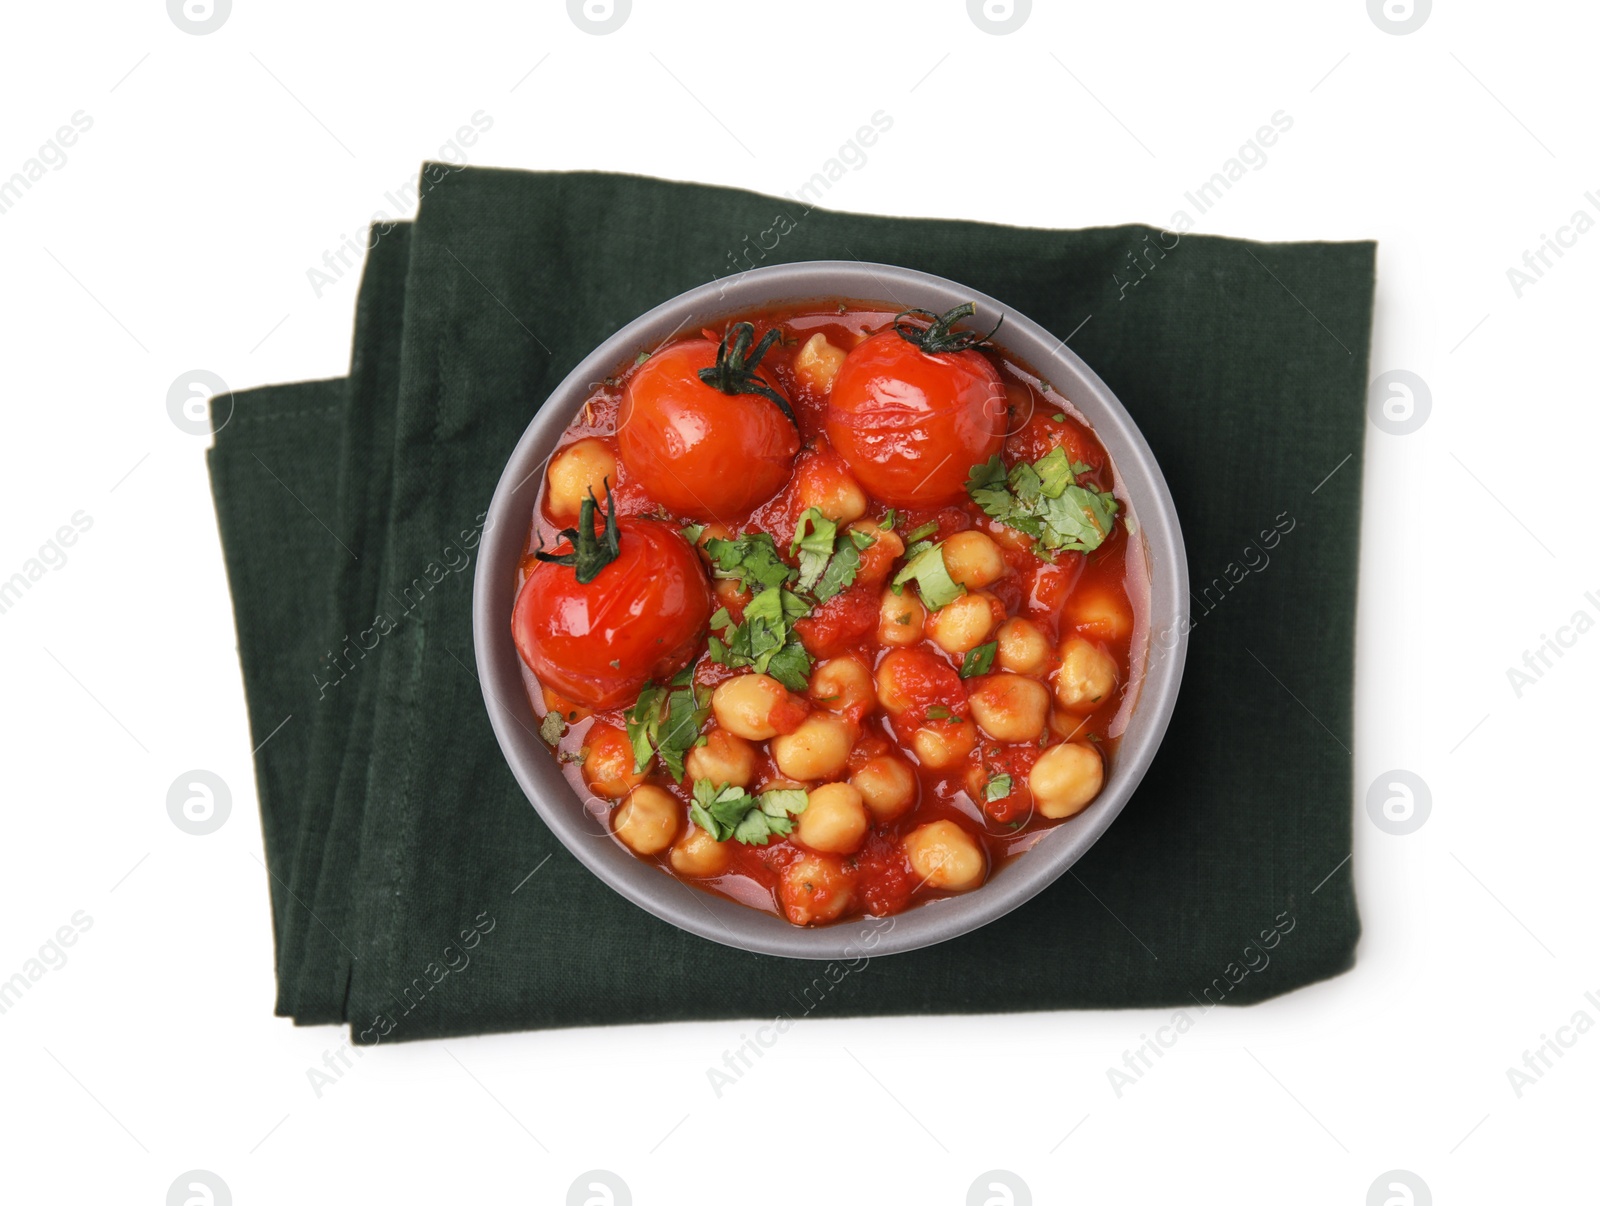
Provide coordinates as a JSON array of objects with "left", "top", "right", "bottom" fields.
[
  {"left": 826, "top": 306, "right": 1005, "bottom": 507},
  {"left": 513, "top": 516, "right": 712, "bottom": 709},
  {"left": 617, "top": 325, "right": 800, "bottom": 522}
]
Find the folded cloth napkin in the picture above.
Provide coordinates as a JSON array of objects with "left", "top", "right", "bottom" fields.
[{"left": 209, "top": 167, "right": 1373, "bottom": 1042}]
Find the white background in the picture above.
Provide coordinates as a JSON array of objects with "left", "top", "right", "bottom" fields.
[{"left": 1, "top": 1, "right": 1594, "bottom": 1202}]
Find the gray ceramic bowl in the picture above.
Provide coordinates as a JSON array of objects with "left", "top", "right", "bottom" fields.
[{"left": 474, "top": 261, "right": 1187, "bottom": 960}]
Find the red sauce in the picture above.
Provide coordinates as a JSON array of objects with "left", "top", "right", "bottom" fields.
[{"left": 517, "top": 301, "right": 1146, "bottom": 926}]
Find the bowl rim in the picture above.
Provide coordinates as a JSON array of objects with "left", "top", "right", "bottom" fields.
[{"left": 473, "top": 260, "right": 1188, "bottom": 961}]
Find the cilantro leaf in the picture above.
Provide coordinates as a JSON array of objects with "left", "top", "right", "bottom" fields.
[
  {"left": 892, "top": 541, "right": 966, "bottom": 610},
  {"left": 764, "top": 641, "right": 814, "bottom": 692},
  {"left": 690, "top": 781, "right": 808, "bottom": 845},
  {"left": 959, "top": 641, "right": 997, "bottom": 679},
  {"left": 701, "top": 531, "right": 796, "bottom": 593},
  {"left": 790, "top": 508, "right": 838, "bottom": 594},
  {"left": 625, "top": 675, "right": 710, "bottom": 780},
  {"left": 812, "top": 538, "right": 861, "bottom": 603},
  {"left": 625, "top": 684, "right": 666, "bottom": 773},
  {"left": 706, "top": 587, "right": 813, "bottom": 690},
  {"left": 985, "top": 773, "right": 1013, "bottom": 802},
  {"left": 965, "top": 450, "right": 1118, "bottom": 555}
]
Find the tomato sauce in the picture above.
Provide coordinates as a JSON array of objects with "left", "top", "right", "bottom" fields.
[{"left": 516, "top": 301, "right": 1146, "bottom": 926}]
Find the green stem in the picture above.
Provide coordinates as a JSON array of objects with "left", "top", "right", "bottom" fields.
[
  {"left": 696, "top": 321, "right": 798, "bottom": 428},
  {"left": 892, "top": 301, "right": 1003, "bottom": 354},
  {"left": 534, "top": 481, "right": 621, "bottom": 584}
]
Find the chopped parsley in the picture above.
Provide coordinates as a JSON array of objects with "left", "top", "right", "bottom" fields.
[
  {"left": 625, "top": 670, "right": 711, "bottom": 781},
  {"left": 959, "top": 641, "right": 998, "bottom": 679},
  {"left": 791, "top": 508, "right": 838, "bottom": 594},
  {"left": 891, "top": 540, "right": 966, "bottom": 610},
  {"left": 966, "top": 447, "right": 1119, "bottom": 555},
  {"left": 707, "top": 586, "right": 813, "bottom": 691},
  {"left": 985, "top": 773, "right": 1013, "bottom": 802},
  {"left": 689, "top": 780, "right": 809, "bottom": 845},
  {"left": 695, "top": 529, "right": 796, "bottom": 594},
  {"left": 791, "top": 507, "right": 872, "bottom": 604}
]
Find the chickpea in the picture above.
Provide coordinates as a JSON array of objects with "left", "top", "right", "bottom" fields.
[
  {"left": 793, "top": 332, "right": 848, "bottom": 395},
  {"left": 850, "top": 521, "right": 904, "bottom": 584},
  {"left": 693, "top": 521, "right": 733, "bottom": 555},
  {"left": 712, "top": 673, "right": 789, "bottom": 740},
  {"left": 779, "top": 853, "right": 856, "bottom": 926},
  {"left": 797, "top": 455, "right": 868, "bottom": 523},
  {"left": 926, "top": 591, "right": 1001, "bottom": 655},
  {"left": 1068, "top": 586, "right": 1134, "bottom": 641},
  {"left": 670, "top": 826, "right": 733, "bottom": 878},
  {"left": 613, "top": 785, "right": 679, "bottom": 855},
  {"left": 807, "top": 656, "right": 875, "bottom": 719},
  {"left": 684, "top": 727, "right": 756, "bottom": 788},
  {"left": 1054, "top": 637, "right": 1118, "bottom": 711},
  {"left": 772, "top": 713, "right": 854, "bottom": 782},
  {"left": 940, "top": 530, "right": 1007, "bottom": 590},
  {"left": 850, "top": 755, "right": 917, "bottom": 822},
  {"left": 796, "top": 782, "right": 869, "bottom": 854},
  {"left": 874, "top": 648, "right": 925, "bottom": 714},
  {"left": 967, "top": 673, "right": 1050, "bottom": 743},
  {"left": 878, "top": 587, "right": 926, "bottom": 647},
  {"left": 714, "top": 577, "right": 752, "bottom": 612},
  {"left": 541, "top": 684, "right": 592, "bottom": 723},
  {"left": 545, "top": 438, "right": 616, "bottom": 520},
  {"left": 1029, "top": 741, "right": 1104, "bottom": 818},
  {"left": 759, "top": 777, "right": 808, "bottom": 794},
  {"left": 995, "top": 617, "right": 1051, "bottom": 676},
  {"left": 1049, "top": 706, "right": 1091, "bottom": 742},
  {"left": 910, "top": 718, "right": 978, "bottom": 769},
  {"left": 582, "top": 722, "right": 645, "bottom": 798},
  {"left": 903, "top": 820, "right": 987, "bottom": 892},
  {"left": 986, "top": 520, "right": 1036, "bottom": 558}
]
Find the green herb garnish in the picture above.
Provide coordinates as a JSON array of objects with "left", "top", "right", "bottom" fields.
[
  {"left": 985, "top": 773, "right": 1013, "bottom": 802},
  {"left": 960, "top": 641, "right": 998, "bottom": 679},
  {"left": 792, "top": 507, "right": 872, "bottom": 604},
  {"left": 891, "top": 541, "right": 966, "bottom": 610},
  {"left": 966, "top": 447, "right": 1118, "bottom": 554},
  {"left": 689, "top": 781, "right": 809, "bottom": 845},
  {"left": 707, "top": 586, "right": 813, "bottom": 691},
  {"left": 700, "top": 530, "right": 797, "bottom": 594},
  {"left": 791, "top": 508, "right": 837, "bottom": 594},
  {"left": 625, "top": 673, "right": 711, "bottom": 780}
]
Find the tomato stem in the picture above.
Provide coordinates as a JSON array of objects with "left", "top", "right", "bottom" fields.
[
  {"left": 891, "top": 302, "right": 1003, "bottom": 355},
  {"left": 697, "top": 322, "right": 798, "bottom": 428},
  {"left": 534, "top": 481, "right": 621, "bottom": 584}
]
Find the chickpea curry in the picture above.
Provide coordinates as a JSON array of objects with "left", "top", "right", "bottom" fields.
[{"left": 513, "top": 301, "right": 1143, "bottom": 927}]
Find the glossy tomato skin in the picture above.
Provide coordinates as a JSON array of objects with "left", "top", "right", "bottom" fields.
[
  {"left": 825, "top": 330, "right": 1006, "bottom": 507},
  {"left": 617, "top": 339, "right": 800, "bottom": 522},
  {"left": 512, "top": 518, "right": 712, "bottom": 709}
]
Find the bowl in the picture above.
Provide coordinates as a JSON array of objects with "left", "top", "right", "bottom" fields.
[{"left": 473, "top": 261, "right": 1187, "bottom": 960}]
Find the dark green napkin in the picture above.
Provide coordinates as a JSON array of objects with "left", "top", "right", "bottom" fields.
[{"left": 210, "top": 167, "right": 1371, "bottom": 1042}]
